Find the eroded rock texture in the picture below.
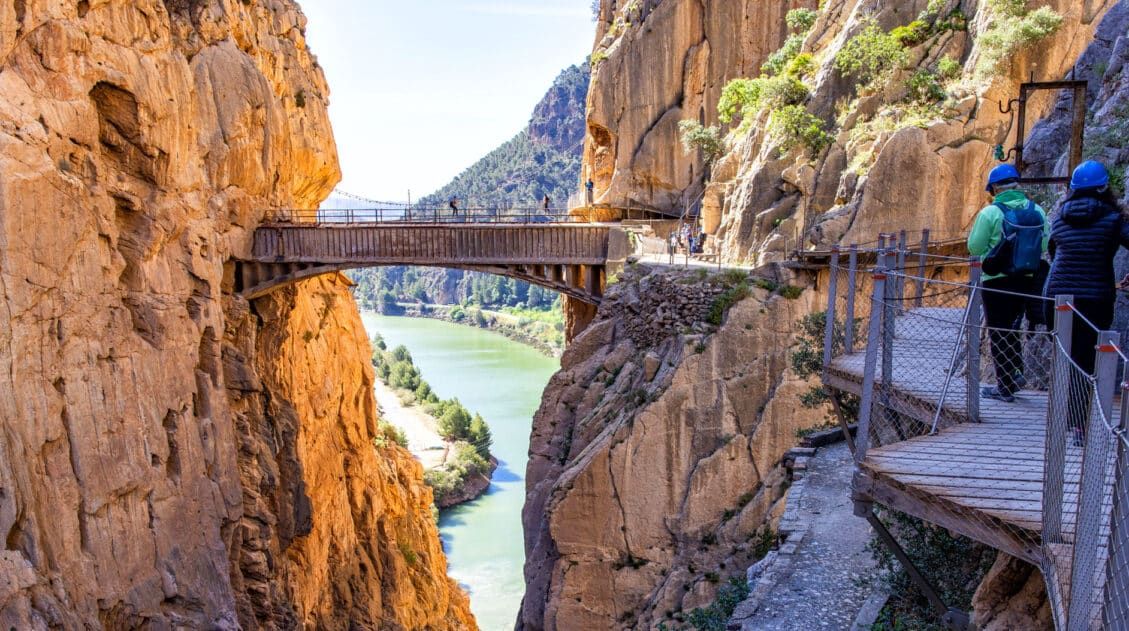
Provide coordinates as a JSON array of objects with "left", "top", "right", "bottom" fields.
[
  {"left": 585, "top": 0, "right": 1116, "bottom": 263},
  {"left": 520, "top": 268, "right": 828, "bottom": 630},
  {"left": 0, "top": 1, "right": 473, "bottom": 629}
]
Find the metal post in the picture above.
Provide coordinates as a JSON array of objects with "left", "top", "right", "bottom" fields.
[
  {"left": 1070, "top": 330, "right": 1120, "bottom": 629},
  {"left": 895, "top": 230, "right": 908, "bottom": 303},
  {"left": 845, "top": 244, "right": 859, "bottom": 354},
  {"left": 823, "top": 246, "right": 841, "bottom": 380},
  {"left": 864, "top": 511, "right": 970, "bottom": 630},
  {"left": 881, "top": 250, "right": 895, "bottom": 392},
  {"left": 1044, "top": 295, "right": 1074, "bottom": 543},
  {"left": 965, "top": 258, "right": 982, "bottom": 422},
  {"left": 916, "top": 229, "right": 930, "bottom": 308},
  {"left": 855, "top": 265, "right": 888, "bottom": 464},
  {"left": 1104, "top": 380, "right": 1129, "bottom": 629}
]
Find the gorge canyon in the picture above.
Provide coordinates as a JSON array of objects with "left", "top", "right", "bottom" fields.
[{"left": 3, "top": 0, "right": 1129, "bottom": 630}]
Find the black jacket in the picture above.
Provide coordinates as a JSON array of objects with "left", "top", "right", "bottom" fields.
[{"left": 1045, "top": 192, "right": 1129, "bottom": 301}]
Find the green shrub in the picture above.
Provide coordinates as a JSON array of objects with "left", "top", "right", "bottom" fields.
[
  {"left": 890, "top": 20, "right": 931, "bottom": 47},
  {"left": 682, "top": 578, "right": 750, "bottom": 631},
  {"left": 707, "top": 282, "right": 751, "bottom": 326},
  {"left": 869, "top": 509, "right": 996, "bottom": 630},
  {"left": 438, "top": 402, "right": 472, "bottom": 439},
  {"left": 974, "top": 0, "right": 1063, "bottom": 80},
  {"left": 678, "top": 120, "right": 723, "bottom": 165},
  {"left": 834, "top": 19, "right": 909, "bottom": 89},
  {"left": 786, "top": 52, "right": 816, "bottom": 79},
  {"left": 762, "top": 34, "right": 804, "bottom": 76},
  {"left": 718, "top": 78, "right": 762, "bottom": 124},
  {"left": 779, "top": 285, "right": 804, "bottom": 300},
  {"left": 398, "top": 542, "right": 418, "bottom": 566},
  {"left": 906, "top": 69, "right": 946, "bottom": 103},
  {"left": 468, "top": 413, "right": 493, "bottom": 459},
  {"left": 590, "top": 50, "right": 608, "bottom": 67},
  {"left": 936, "top": 55, "right": 962, "bottom": 80},
  {"left": 769, "top": 105, "right": 833, "bottom": 156},
  {"left": 785, "top": 8, "right": 818, "bottom": 33}
]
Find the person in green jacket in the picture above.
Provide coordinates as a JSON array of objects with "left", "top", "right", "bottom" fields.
[{"left": 967, "top": 164, "right": 1049, "bottom": 402}]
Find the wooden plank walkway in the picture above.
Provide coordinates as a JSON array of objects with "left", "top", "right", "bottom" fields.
[{"left": 828, "top": 306, "right": 1122, "bottom": 627}]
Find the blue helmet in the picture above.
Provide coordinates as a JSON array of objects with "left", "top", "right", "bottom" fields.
[
  {"left": 1070, "top": 160, "right": 1110, "bottom": 191},
  {"left": 986, "top": 164, "right": 1020, "bottom": 192}
]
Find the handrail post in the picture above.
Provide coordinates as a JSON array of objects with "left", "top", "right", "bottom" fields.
[
  {"left": 823, "top": 246, "right": 841, "bottom": 381},
  {"left": 844, "top": 244, "right": 859, "bottom": 354},
  {"left": 1070, "top": 330, "right": 1120, "bottom": 628},
  {"left": 916, "top": 229, "right": 929, "bottom": 308},
  {"left": 894, "top": 230, "right": 908, "bottom": 305},
  {"left": 1044, "top": 295, "right": 1074, "bottom": 544},
  {"left": 1104, "top": 378, "right": 1129, "bottom": 629},
  {"left": 855, "top": 265, "right": 888, "bottom": 464},
  {"left": 881, "top": 249, "right": 895, "bottom": 395},
  {"left": 965, "top": 258, "right": 982, "bottom": 422}
]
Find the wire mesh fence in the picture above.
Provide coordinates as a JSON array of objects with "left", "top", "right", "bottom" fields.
[{"left": 821, "top": 237, "right": 1129, "bottom": 630}]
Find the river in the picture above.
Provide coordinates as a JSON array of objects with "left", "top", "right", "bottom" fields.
[{"left": 359, "top": 312, "right": 559, "bottom": 631}]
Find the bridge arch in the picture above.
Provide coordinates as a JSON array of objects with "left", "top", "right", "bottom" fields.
[{"left": 234, "top": 222, "right": 628, "bottom": 305}]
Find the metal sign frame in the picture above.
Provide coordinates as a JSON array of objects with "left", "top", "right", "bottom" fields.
[{"left": 998, "top": 79, "right": 1088, "bottom": 185}]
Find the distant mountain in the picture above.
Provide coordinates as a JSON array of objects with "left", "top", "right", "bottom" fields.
[
  {"left": 416, "top": 63, "right": 589, "bottom": 209},
  {"left": 350, "top": 63, "right": 590, "bottom": 316}
]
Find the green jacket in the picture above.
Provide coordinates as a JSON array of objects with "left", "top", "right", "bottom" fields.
[{"left": 967, "top": 189, "right": 1049, "bottom": 281}]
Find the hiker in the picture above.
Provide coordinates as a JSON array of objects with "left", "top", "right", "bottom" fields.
[
  {"left": 448, "top": 195, "right": 460, "bottom": 216},
  {"left": 668, "top": 232, "right": 678, "bottom": 264},
  {"left": 967, "top": 164, "right": 1049, "bottom": 403},
  {"left": 1042, "top": 160, "right": 1129, "bottom": 443},
  {"left": 585, "top": 178, "right": 594, "bottom": 205},
  {"left": 543, "top": 194, "right": 551, "bottom": 213}
]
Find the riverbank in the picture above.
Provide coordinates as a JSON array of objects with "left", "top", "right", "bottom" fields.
[
  {"left": 358, "top": 312, "right": 560, "bottom": 629},
  {"left": 385, "top": 302, "right": 564, "bottom": 357},
  {"left": 370, "top": 336, "right": 497, "bottom": 508}
]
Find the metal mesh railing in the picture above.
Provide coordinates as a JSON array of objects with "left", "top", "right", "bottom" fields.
[{"left": 821, "top": 236, "right": 1129, "bottom": 630}]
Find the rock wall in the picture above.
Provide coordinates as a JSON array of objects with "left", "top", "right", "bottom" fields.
[
  {"left": 585, "top": 0, "right": 1116, "bottom": 261},
  {"left": 584, "top": 0, "right": 816, "bottom": 213},
  {"left": 519, "top": 267, "right": 830, "bottom": 630},
  {"left": 0, "top": 1, "right": 472, "bottom": 628}
]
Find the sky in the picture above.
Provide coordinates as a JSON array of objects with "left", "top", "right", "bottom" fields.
[{"left": 301, "top": 0, "right": 595, "bottom": 202}]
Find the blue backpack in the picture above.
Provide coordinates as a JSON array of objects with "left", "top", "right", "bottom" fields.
[{"left": 982, "top": 201, "right": 1044, "bottom": 276}]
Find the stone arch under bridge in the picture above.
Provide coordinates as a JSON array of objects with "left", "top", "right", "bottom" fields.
[{"left": 233, "top": 223, "right": 629, "bottom": 305}]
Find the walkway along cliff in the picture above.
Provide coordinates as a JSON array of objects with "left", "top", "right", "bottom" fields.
[{"left": 0, "top": 1, "right": 472, "bottom": 628}]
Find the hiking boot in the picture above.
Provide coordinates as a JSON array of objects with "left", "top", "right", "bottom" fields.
[
  {"left": 981, "top": 386, "right": 1015, "bottom": 403},
  {"left": 1013, "top": 372, "right": 1028, "bottom": 391}
]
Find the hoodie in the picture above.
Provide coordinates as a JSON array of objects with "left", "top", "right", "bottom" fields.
[{"left": 1045, "top": 192, "right": 1129, "bottom": 301}]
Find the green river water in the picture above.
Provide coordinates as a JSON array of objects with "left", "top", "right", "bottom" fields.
[{"left": 359, "top": 313, "right": 559, "bottom": 631}]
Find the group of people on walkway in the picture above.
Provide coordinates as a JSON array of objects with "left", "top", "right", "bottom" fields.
[
  {"left": 667, "top": 223, "right": 706, "bottom": 263},
  {"left": 969, "top": 160, "right": 1129, "bottom": 441}
]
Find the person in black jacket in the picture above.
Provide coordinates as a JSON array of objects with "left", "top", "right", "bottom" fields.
[{"left": 1043, "top": 160, "right": 1129, "bottom": 443}]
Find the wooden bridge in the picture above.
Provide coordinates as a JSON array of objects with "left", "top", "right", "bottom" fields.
[
  {"left": 234, "top": 208, "right": 629, "bottom": 304},
  {"left": 820, "top": 244, "right": 1129, "bottom": 630}
]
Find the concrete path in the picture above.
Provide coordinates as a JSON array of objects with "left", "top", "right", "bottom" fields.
[{"left": 731, "top": 442, "right": 879, "bottom": 630}]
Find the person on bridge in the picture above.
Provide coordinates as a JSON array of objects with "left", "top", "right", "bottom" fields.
[
  {"left": 1042, "top": 160, "right": 1129, "bottom": 443},
  {"left": 543, "top": 194, "right": 551, "bottom": 213},
  {"left": 967, "top": 163, "right": 1049, "bottom": 403},
  {"left": 585, "top": 178, "right": 595, "bottom": 206},
  {"left": 449, "top": 195, "right": 460, "bottom": 216}
]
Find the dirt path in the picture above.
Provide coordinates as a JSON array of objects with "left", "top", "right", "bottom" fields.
[
  {"left": 373, "top": 379, "right": 448, "bottom": 469},
  {"left": 732, "top": 442, "right": 878, "bottom": 630}
]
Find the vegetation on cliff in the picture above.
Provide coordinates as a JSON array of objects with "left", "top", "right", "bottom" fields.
[{"left": 867, "top": 509, "right": 996, "bottom": 630}]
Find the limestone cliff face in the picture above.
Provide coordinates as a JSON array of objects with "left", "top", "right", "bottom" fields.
[
  {"left": 0, "top": 1, "right": 472, "bottom": 628},
  {"left": 520, "top": 268, "right": 828, "bottom": 630},
  {"left": 585, "top": 0, "right": 1116, "bottom": 262},
  {"left": 585, "top": 0, "right": 815, "bottom": 212}
]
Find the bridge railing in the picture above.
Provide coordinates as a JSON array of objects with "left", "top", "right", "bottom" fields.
[
  {"left": 822, "top": 237, "right": 1129, "bottom": 630},
  {"left": 271, "top": 206, "right": 585, "bottom": 224}
]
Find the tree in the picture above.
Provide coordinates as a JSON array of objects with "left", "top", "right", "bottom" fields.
[
  {"left": 438, "top": 403, "right": 472, "bottom": 440},
  {"left": 468, "top": 413, "right": 493, "bottom": 458}
]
